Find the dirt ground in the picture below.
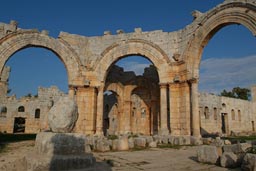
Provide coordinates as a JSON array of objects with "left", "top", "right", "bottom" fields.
[{"left": 0, "top": 140, "right": 241, "bottom": 171}]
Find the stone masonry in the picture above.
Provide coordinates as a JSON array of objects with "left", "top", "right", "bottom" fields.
[{"left": 0, "top": 0, "right": 256, "bottom": 136}]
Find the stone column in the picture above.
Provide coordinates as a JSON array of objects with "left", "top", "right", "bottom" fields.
[
  {"left": 191, "top": 79, "right": 200, "bottom": 137},
  {"left": 96, "top": 86, "right": 103, "bottom": 135},
  {"left": 159, "top": 84, "right": 169, "bottom": 135}
]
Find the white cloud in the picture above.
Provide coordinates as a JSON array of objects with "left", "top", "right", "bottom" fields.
[
  {"left": 117, "top": 61, "right": 150, "bottom": 75},
  {"left": 199, "top": 55, "right": 256, "bottom": 94}
]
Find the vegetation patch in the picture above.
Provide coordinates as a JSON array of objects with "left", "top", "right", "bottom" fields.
[
  {"left": 107, "top": 135, "right": 118, "bottom": 140},
  {"left": 222, "top": 136, "right": 256, "bottom": 143}
]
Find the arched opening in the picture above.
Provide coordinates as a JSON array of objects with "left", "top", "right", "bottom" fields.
[
  {"left": 18, "top": 106, "right": 25, "bottom": 112},
  {"left": 0, "top": 106, "right": 7, "bottom": 118},
  {"left": 231, "top": 109, "right": 235, "bottom": 121},
  {"left": 238, "top": 110, "right": 241, "bottom": 122},
  {"left": 4, "top": 47, "right": 68, "bottom": 98},
  {"left": 213, "top": 107, "right": 217, "bottom": 120},
  {"left": 103, "top": 91, "right": 119, "bottom": 136},
  {"left": 198, "top": 23, "right": 256, "bottom": 135},
  {"left": 204, "top": 107, "right": 209, "bottom": 119},
  {"left": 199, "top": 25, "right": 256, "bottom": 94},
  {"left": 103, "top": 55, "right": 160, "bottom": 135}
]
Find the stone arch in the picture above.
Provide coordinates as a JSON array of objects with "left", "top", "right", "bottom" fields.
[
  {"left": 184, "top": 1, "right": 256, "bottom": 78},
  {"left": 104, "top": 82, "right": 124, "bottom": 98},
  {"left": 0, "top": 31, "right": 82, "bottom": 86},
  {"left": 96, "top": 39, "right": 171, "bottom": 83}
]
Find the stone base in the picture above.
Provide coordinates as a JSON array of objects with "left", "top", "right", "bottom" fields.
[
  {"left": 26, "top": 153, "right": 95, "bottom": 171},
  {"left": 29, "top": 132, "right": 96, "bottom": 171}
]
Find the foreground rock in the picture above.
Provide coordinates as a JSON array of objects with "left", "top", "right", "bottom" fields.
[
  {"left": 220, "top": 152, "right": 238, "bottom": 168},
  {"left": 48, "top": 96, "right": 78, "bottom": 133},
  {"left": 29, "top": 132, "right": 96, "bottom": 171},
  {"left": 241, "top": 153, "right": 256, "bottom": 171},
  {"left": 197, "top": 145, "right": 219, "bottom": 164}
]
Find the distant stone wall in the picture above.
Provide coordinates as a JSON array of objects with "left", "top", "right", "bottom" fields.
[{"left": 199, "top": 92, "right": 256, "bottom": 136}]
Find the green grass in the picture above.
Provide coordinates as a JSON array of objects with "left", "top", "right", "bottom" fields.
[
  {"left": 222, "top": 135, "right": 256, "bottom": 143},
  {"left": 0, "top": 133, "right": 36, "bottom": 143},
  {"left": 157, "top": 144, "right": 195, "bottom": 149}
]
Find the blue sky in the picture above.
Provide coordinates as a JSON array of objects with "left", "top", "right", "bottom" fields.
[{"left": 1, "top": 0, "right": 256, "bottom": 97}]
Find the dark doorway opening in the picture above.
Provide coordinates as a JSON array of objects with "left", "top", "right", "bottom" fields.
[
  {"left": 221, "top": 113, "right": 227, "bottom": 134},
  {"left": 13, "top": 117, "right": 26, "bottom": 133}
]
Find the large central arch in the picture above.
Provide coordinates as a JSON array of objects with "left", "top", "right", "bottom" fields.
[
  {"left": 0, "top": 30, "right": 82, "bottom": 86},
  {"left": 95, "top": 39, "right": 171, "bottom": 83}
]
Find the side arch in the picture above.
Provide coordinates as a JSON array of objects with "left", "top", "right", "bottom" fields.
[
  {"left": 95, "top": 39, "right": 171, "bottom": 83},
  {"left": 184, "top": 1, "right": 256, "bottom": 78},
  {"left": 0, "top": 31, "right": 82, "bottom": 85}
]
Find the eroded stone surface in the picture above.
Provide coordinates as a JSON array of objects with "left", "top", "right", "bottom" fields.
[
  {"left": 197, "top": 145, "right": 219, "bottom": 164},
  {"left": 48, "top": 96, "right": 78, "bottom": 133}
]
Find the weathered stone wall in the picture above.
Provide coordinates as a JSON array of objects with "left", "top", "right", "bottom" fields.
[
  {"left": 0, "top": 86, "right": 67, "bottom": 133},
  {"left": 199, "top": 92, "right": 256, "bottom": 136}
]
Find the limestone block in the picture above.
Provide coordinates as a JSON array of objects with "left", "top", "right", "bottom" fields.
[
  {"left": 117, "top": 136, "right": 129, "bottom": 151},
  {"left": 210, "top": 138, "right": 224, "bottom": 147},
  {"left": 223, "top": 143, "right": 251, "bottom": 154},
  {"left": 153, "top": 135, "right": 162, "bottom": 144},
  {"left": 241, "top": 153, "right": 256, "bottom": 171},
  {"left": 168, "top": 136, "right": 175, "bottom": 144},
  {"left": 220, "top": 152, "right": 238, "bottom": 168},
  {"left": 134, "top": 137, "right": 146, "bottom": 147},
  {"left": 95, "top": 139, "right": 110, "bottom": 152},
  {"left": 224, "top": 140, "right": 232, "bottom": 145},
  {"left": 191, "top": 136, "right": 202, "bottom": 145},
  {"left": 35, "top": 132, "right": 88, "bottom": 156},
  {"left": 162, "top": 136, "right": 169, "bottom": 144},
  {"left": 202, "top": 137, "right": 213, "bottom": 145},
  {"left": 128, "top": 138, "right": 134, "bottom": 149},
  {"left": 149, "top": 141, "right": 157, "bottom": 148},
  {"left": 112, "top": 139, "right": 118, "bottom": 151},
  {"left": 197, "top": 145, "right": 219, "bottom": 164},
  {"left": 144, "top": 136, "right": 153, "bottom": 144},
  {"left": 48, "top": 96, "right": 78, "bottom": 133}
]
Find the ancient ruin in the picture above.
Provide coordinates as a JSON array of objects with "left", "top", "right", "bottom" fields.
[{"left": 1, "top": 0, "right": 256, "bottom": 137}]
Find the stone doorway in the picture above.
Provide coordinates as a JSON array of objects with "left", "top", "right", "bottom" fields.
[
  {"left": 221, "top": 113, "right": 228, "bottom": 134},
  {"left": 13, "top": 117, "right": 26, "bottom": 133}
]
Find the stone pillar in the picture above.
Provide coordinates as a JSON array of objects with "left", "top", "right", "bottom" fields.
[
  {"left": 159, "top": 84, "right": 169, "bottom": 135},
  {"left": 73, "top": 86, "right": 97, "bottom": 134},
  {"left": 122, "top": 100, "right": 131, "bottom": 134},
  {"left": 191, "top": 79, "right": 201, "bottom": 137},
  {"left": 96, "top": 86, "right": 103, "bottom": 135}
]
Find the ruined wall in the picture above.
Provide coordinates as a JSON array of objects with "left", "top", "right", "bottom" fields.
[
  {"left": 0, "top": 86, "right": 67, "bottom": 133},
  {"left": 199, "top": 92, "right": 256, "bottom": 136}
]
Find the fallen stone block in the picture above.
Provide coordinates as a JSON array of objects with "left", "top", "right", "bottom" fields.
[
  {"left": 241, "top": 153, "right": 256, "bottom": 171},
  {"left": 220, "top": 152, "right": 238, "bottom": 168},
  {"left": 197, "top": 145, "right": 219, "bottom": 164}
]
